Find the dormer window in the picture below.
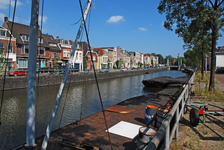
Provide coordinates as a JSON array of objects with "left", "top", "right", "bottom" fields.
[
  {"left": 38, "top": 37, "right": 43, "bottom": 43},
  {"left": 62, "top": 39, "right": 69, "bottom": 45},
  {"left": 49, "top": 43, "right": 57, "bottom": 47},
  {"left": 21, "top": 35, "right": 29, "bottom": 41},
  {"left": 0, "top": 30, "right": 6, "bottom": 36}
]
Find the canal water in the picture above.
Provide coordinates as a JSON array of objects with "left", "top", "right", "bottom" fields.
[{"left": 0, "top": 70, "right": 187, "bottom": 149}]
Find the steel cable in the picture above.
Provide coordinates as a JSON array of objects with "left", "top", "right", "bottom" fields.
[{"left": 79, "top": 0, "right": 113, "bottom": 149}]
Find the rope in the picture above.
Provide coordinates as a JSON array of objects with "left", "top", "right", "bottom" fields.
[
  {"left": 0, "top": 0, "right": 17, "bottom": 125},
  {"left": 79, "top": 0, "right": 113, "bottom": 149},
  {"left": 79, "top": 4, "right": 91, "bottom": 124}
]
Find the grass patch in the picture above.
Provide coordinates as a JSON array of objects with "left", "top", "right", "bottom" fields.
[{"left": 194, "top": 72, "right": 224, "bottom": 100}]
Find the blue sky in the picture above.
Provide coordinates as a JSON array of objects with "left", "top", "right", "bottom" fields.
[{"left": 0, "top": 0, "right": 223, "bottom": 58}]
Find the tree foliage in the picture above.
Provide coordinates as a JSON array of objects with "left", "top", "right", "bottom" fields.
[{"left": 158, "top": 0, "right": 224, "bottom": 91}]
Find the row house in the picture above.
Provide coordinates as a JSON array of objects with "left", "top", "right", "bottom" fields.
[
  {"left": 150, "top": 55, "right": 159, "bottom": 66},
  {"left": 42, "top": 34, "right": 61, "bottom": 69},
  {"left": 143, "top": 54, "right": 151, "bottom": 67},
  {"left": 0, "top": 26, "right": 16, "bottom": 71},
  {"left": 94, "top": 48, "right": 108, "bottom": 69},
  {"left": 101, "top": 47, "right": 116, "bottom": 69},
  {"left": 3, "top": 17, "right": 49, "bottom": 69}
]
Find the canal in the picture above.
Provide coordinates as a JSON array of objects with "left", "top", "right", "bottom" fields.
[{"left": 0, "top": 70, "right": 187, "bottom": 149}]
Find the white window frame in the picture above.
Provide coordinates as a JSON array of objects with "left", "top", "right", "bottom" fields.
[
  {"left": 0, "top": 30, "right": 6, "bottom": 36},
  {"left": 93, "top": 56, "right": 96, "bottom": 61},
  {"left": 21, "top": 35, "right": 29, "bottom": 41},
  {"left": 22, "top": 45, "right": 29, "bottom": 54},
  {"left": 63, "top": 49, "right": 70, "bottom": 57}
]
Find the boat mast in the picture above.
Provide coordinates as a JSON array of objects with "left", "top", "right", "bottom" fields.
[
  {"left": 41, "top": 0, "right": 92, "bottom": 149},
  {"left": 26, "top": 0, "right": 39, "bottom": 148}
]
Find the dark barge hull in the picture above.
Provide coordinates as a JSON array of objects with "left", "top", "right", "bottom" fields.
[{"left": 142, "top": 76, "right": 189, "bottom": 88}]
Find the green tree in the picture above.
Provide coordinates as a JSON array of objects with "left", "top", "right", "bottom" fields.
[
  {"left": 119, "top": 58, "right": 123, "bottom": 68},
  {"left": 107, "top": 59, "right": 111, "bottom": 69},
  {"left": 158, "top": 0, "right": 224, "bottom": 91},
  {"left": 156, "top": 54, "right": 164, "bottom": 64},
  {"left": 130, "top": 60, "right": 133, "bottom": 68},
  {"left": 0, "top": 47, "right": 6, "bottom": 71},
  {"left": 115, "top": 60, "right": 119, "bottom": 69},
  {"left": 151, "top": 59, "right": 154, "bottom": 66},
  {"left": 53, "top": 56, "right": 59, "bottom": 71},
  {"left": 84, "top": 55, "right": 88, "bottom": 71}
]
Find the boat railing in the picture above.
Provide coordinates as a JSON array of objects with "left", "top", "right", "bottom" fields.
[{"left": 146, "top": 69, "right": 195, "bottom": 150}]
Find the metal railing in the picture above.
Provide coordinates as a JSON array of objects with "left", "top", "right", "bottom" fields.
[{"left": 146, "top": 71, "right": 195, "bottom": 150}]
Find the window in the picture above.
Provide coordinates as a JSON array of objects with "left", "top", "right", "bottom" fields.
[
  {"left": 0, "top": 30, "right": 6, "bottom": 36},
  {"left": 93, "top": 56, "right": 96, "bottom": 61},
  {"left": 88, "top": 55, "right": 91, "bottom": 60},
  {"left": 38, "top": 46, "right": 45, "bottom": 55},
  {"left": 49, "top": 43, "right": 57, "bottom": 47},
  {"left": 38, "top": 37, "right": 43, "bottom": 43},
  {"left": 79, "top": 53, "right": 81, "bottom": 60},
  {"left": 103, "top": 57, "right": 108, "bottom": 63},
  {"left": 18, "top": 59, "right": 28, "bottom": 68},
  {"left": 7, "top": 43, "right": 13, "bottom": 53},
  {"left": 63, "top": 49, "right": 70, "bottom": 57},
  {"left": 21, "top": 35, "right": 29, "bottom": 41},
  {"left": 0, "top": 42, "right": 4, "bottom": 53},
  {"left": 76, "top": 52, "right": 78, "bottom": 60},
  {"left": 62, "top": 39, "right": 69, "bottom": 45},
  {"left": 22, "top": 45, "right": 29, "bottom": 54},
  {"left": 113, "top": 51, "right": 116, "bottom": 55},
  {"left": 52, "top": 53, "right": 58, "bottom": 58}
]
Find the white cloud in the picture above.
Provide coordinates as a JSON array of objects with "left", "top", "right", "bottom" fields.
[
  {"left": 0, "top": 0, "right": 23, "bottom": 9},
  {"left": 38, "top": 15, "right": 48, "bottom": 23},
  {"left": 107, "top": 15, "right": 125, "bottom": 23},
  {"left": 0, "top": 13, "right": 6, "bottom": 22},
  {"left": 139, "top": 27, "right": 147, "bottom": 31}
]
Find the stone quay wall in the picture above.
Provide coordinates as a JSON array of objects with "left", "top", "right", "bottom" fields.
[{"left": 0, "top": 68, "right": 168, "bottom": 91}]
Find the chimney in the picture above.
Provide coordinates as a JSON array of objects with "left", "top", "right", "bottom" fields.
[
  {"left": 4, "top": 17, "right": 8, "bottom": 22},
  {"left": 57, "top": 36, "right": 59, "bottom": 39}
]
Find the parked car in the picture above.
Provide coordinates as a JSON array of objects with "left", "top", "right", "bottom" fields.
[
  {"left": 120, "top": 68, "right": 127, "bottom": 71},
  {"left": 99, "top": 68, "right": 109, "bottom": 73},
  {"left": 8, "top": 68, "right": 28, "bottom": 76},
  {"left": 216, "top": 67, "right": 224, "bottom": 73}
]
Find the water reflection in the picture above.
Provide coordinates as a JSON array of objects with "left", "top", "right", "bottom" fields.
[{"left": 0, "top": 70, "right": 187, "bottom": 149}]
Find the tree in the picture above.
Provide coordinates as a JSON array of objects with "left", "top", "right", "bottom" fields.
[
  {"left": 115, "top": 60, "right": 119, "bottom": 69},
  {"left": 151, "top": 59, "right": 154, "bottom": 66},
  {"left": 165, "top": 55, "right": 174, "bottom": 65},
  {"left": 158, "top": 0, "right": 224, "bottom": 91},
  {"left": 84, "top": 55, "right": 88, "bottom": 71},
  {"left": 156, "top": 54, "right": 164, "bottom": 64},
  {"left": 119, "top": 58, "right": 123, "bottom": 68},
  {"left": 107, "top": 59, "right": 111, "bottom": 69},
  {"left": 0, "top": 47, "right": 6, "bottom": 72},
  {"left": 53, "top": 56, "right": 59, "bottom": 71},
  {"left": 130, "top": 60, "right": 133, "bottom": 68}
]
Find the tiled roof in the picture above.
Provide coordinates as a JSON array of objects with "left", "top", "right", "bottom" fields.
[
  {"left": 3, "top": 21, "right": 48, "bottom": 47},
  {"left": 42, "top": 34, "right": 61, "bottom": 52},
  {"left": 93, "top": 48, "right": 107, "bottom": 55}
]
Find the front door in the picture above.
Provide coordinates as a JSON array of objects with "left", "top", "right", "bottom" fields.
[{"left": 41, "top": 60, "right": 45, "bottom": 68}]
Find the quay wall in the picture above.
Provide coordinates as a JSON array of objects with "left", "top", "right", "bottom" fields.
[{"left": 0, "top": 68, "right": 168, "bottom": 91}]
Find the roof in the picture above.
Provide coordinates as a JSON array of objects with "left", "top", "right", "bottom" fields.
[
  {"left": 42, "top": 34, "right": 61, "bottom": 52},
  {"left": 3, "top": 21, "right": 48, "bottom": 47},
  {"left": 93, "top": 48, "right": 107, "bottom": 56}
]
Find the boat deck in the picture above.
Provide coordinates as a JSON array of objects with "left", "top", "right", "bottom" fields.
[{"left": 19, "top": 85, "right": 182, "bottom": 150}]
